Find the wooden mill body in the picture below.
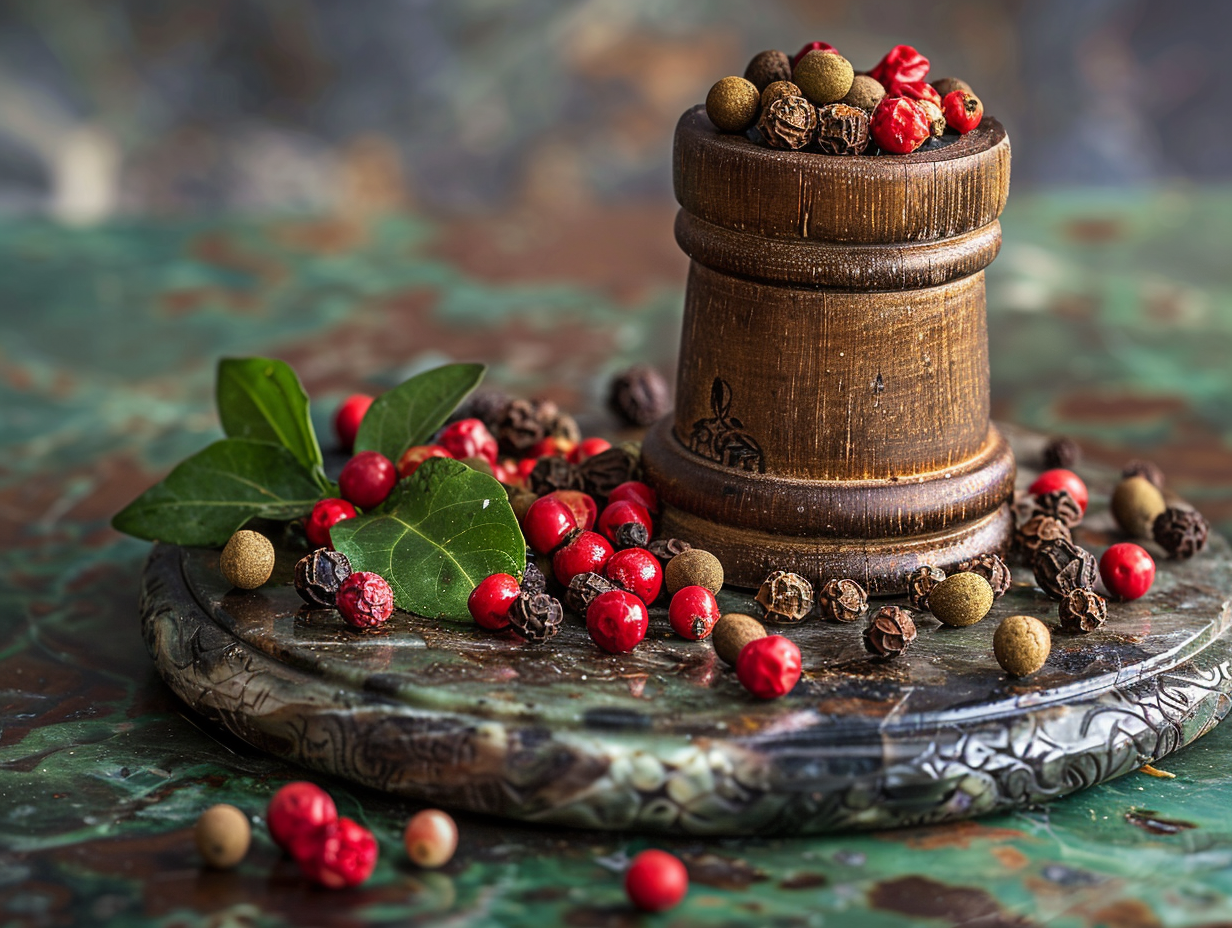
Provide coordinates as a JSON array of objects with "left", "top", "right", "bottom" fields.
[{"left": 641, "top": 106, "right": 1016, "bottom": 593}]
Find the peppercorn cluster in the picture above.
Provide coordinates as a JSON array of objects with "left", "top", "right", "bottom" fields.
[{"left": 705, "top": 41, "right": 986, "bottom": 156}]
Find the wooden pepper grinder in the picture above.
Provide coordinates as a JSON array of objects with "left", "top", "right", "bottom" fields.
[{"left": 641, "top": 106, "right": 1015, "bottom": 594}]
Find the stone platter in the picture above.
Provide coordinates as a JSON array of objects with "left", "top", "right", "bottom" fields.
[{"left": 140, "top": 428, "right": 1232, "bottom": 836}]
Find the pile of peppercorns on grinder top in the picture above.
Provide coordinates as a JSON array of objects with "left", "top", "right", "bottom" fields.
[{"left": 705, "top": 41, "right": 984, "bottom": 155}]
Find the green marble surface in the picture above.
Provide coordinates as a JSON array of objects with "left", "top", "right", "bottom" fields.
[{"left": 3, "top": 188, "right": 1232, "bottom": 926}]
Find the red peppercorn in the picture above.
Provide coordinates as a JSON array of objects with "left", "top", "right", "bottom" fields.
[
  {"left": 554, "top": 530, "right": 615, "bottom": 587},
  {"left": 625, "top": 849, "right": 688, "bottom": 912},
  {"left": 530, "top": 436, "right": 576, "bottom": 459},
  {"left": 736, "top": 635, "right": 802, "bottom": 699},
  {"left": 608, "top": 480, "right": 659, "bottom": 515},
  {"left": 586, "top": 589, "right": 649, "bottom": 654},
  {"left": 597, "top": 500, "right": 654, "bottom": 546},
  {"left": 267, "top": 781, "right": 337, "bottom": 861},
  {"left": 547, "top": 489, "right": 598, "bottom": 532},
  {"left": 339, "top": 450, "right": 397, "bottom": 510},
  {"left": 1029, "top": 469, "right": 1089, "bottom": 512},
  {"left": 522, "top": 495, "right": 579, "bottom": 555},
  {"left": 604, "top": 547, "right": 663, "bottom": 606},
  {"left": 333, "top": 394, "right": 373, "bottom": 453},
  {"left": 893, "top": 79, "right": 941, "bottom": 107},
  {"left": 437, "top": 419, "right": 498, "bottom": 467},
  {"left": 668, "top": 585, "right": 721, "bottom": 640},
  {"left": 336, "top": 571, "right": 395, "bottom": 628},
  {"left": 568, "top": 437, "right": 612, "bottom": 465},
  {"left": 1099, "top": 542, "right": 1155, "bottom": 601},
  {"left": 305, "top": 498, "right": 358, "bottom": 549},
  {"left": 943, "top": 89, "right": 983, "bottom": 134},
  {"left": 298, "top": 816, "right": 378, "bottom": 889},
  {"left": 870, "top": 97, "right": 931, "bottom": 154},
  {"left": 791, "top": 40, "right": 838, "bottom": 68},
  {"left": 869, "top": 44, "right": 930, "bottom": 91},
  {"left": 467, "top": 573, "right": 521, "bottom": 630},
  {"left": 396, "top": 444, "right": 453, "bottom": 479}
]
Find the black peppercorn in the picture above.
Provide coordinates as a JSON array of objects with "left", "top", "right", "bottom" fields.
[
  {"left": 1042, "top": 436, "right": 1082, "bottom": 470},
  {"left": 957, "top": 553, "right": 1012, "bottom": 598},
  {"left": 1031, "top": 489, "right": 1084, "bottom": 529},
  {"left": 1033, "top": 538, "right": 1098, "bottom": 601},
  {"left": 529, "top": 456, "right": 582, "bottom": 495},
  {"left": 1015, "top": 514, "right": 1072, "bottom": 560},
  {"left": 521, "top": 560, "right": 547, "bottom": 595},
  {"left": 1058, "top": 588, "right": 1107, "bottom": 633},
  {"left": 579, "top": 446, "right": 639, "bottom": 500},
  {"left": 1153, "top": 507, "right": 1209, "bottom": 559},
  {"left": 507, "top": 592, "right": 564, "bottom": 642},
  {"left": 1123, "top": 459, "right": 1165, "bottom": 490},
  {"left": 906, "top": 565, "right": 945, "bottom": 611},
  {"left": 294, "top": 548, "right": 352, "bottom": 607},
  {"left": 864, "top": 605, "right": 917, "bottom": 659},
  {"left": 647, "top": 538, "right": 692, "bottom": 568},
  {"left": 564, "top": 572, "right": 620, "bottom": 616},
  {"left": 816, "top": 578, "right": 867, "bottom": 623},
  {"left": 608, "top": 365, "right": 671, "bottom": 428}
]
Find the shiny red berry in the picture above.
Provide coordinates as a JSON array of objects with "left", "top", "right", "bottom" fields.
[
  {"left": 554, "top": 530, "right": 615, "bottom": 588},
  {"left": 625, "top": 849, "right": 688, "bottom": 912},
  {"left": 586, "top": 589, "right": 649, "bottom": 653},
  {"left": 1029, "top": 469, "right": 1089, "bottom": 512},
  {"left": 791, "top": 40, "right": 838, "bottom": 68},
  {"left": 668, "top": 585, "right": 720, "bottom": 640},
  {"left": 597, "top": 500, "right": 653, "bottom": 546},
  {"left": 736, "top": 635, "right": 802, "bottom": 699},
  {"left": 298, "top": 816, "right": 378, "bottom": 888},
  {"left": 437, "top": 419, "right": 498, "bottom": 466},
  {"left": 336, "top": 571, "right": 394, "bottom": 628},
  {"left": 548, "top": 490, "right": 598, "bottom": 532},
  {"left": 870, "top": 97, "right": 931, "bottom": 154},
  {"left": 267, "top": 781, "right": 337, "bottom": 861},
  {"left": 522, "top": 495, "right": 578, "bottom": 555},
  {"left": 468, "top": 573, "right": 521, "bottom": 630},
  {"left": 943, "top": 89, "right": 983, "bottom": 134},
  {"left": 333, "top": 394, "right": 373, "bottom": 452},
  {"left": 608, "top": 481, "right": 659, "bottom": 515},
  {"left": 568, "top": 437, "right": 611, "bottom": 465},
  {"left": 305, "top": 498, "right": 358, "bottom": 549},
  {"left": 1100, "top": 542, "right": 1155, "bottom": 601},
  {"left": 339, "top": 451, "right": 397, "bottom": 509},
  {"left": 604, "top": 548, "right": 663, "bottom": 606},
  {"left": 396, "top": 444, "right": 452, "bottom": 479}
]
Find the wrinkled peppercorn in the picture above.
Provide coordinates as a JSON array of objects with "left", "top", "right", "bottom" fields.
[
  {"left": 814, "top": 103, "right": 870, "bottom": 155},
  {"left": 613, "top": 521, "right": 650, "bottom": 549},
  {"left": 906, "top": 565, "right": 945, "bottom": 611},
  {"left": 529, "top": 456, "right": 582, "bottom": 495},
  {"left": 1123, "top": 459, "right": 1165, "bottom": 490},
  {"left": 1033, "top": 538, "right": 1098, "bottom": 601},
  {"left": 521, "top": 560, "right": 547, "bottom": 595},
  {"left": 957, "top": 552, "right": 1012, "bottom": 598},
  {"left": 1058, "top": 588, "right": 1107, "bottom": 633},
  {"left": 608, "top": 365, "right": 671, "bottom": 428},
  {"left": 579, "top": 446, "right": 640, "bottom": 500},
  {"left": 864, "top": 605, "right": 917, "bottom": 658},
  {"left": 647, "top": 538, "right": 692, "bottom": 568},
  {"left": 1031, "top": 488, "right": 1084, "bottom": 528},
  {"left": 565, "top": 571, "right": 620, "bottom": 616},
  {"left": 1042, "top": 436, "right": 1082, "bottom": 470},
  {"left": 1153, "top": 507, "right": 1209, "bottom": 559},
  {"left": 295, "top": 548, "right": 353, "bottom": 607},
  {"left": 507, "top": 592, "right": 563, "bottom": 642},
  {"left": 755, "top": 570, "right": 814, "bottom": 623},
  {"left": 1015, "top": 514, "right": 1072, "bottom": 559},
  {"left": 816, "top": 578, "right": 867, "bottom": 623},
  {"left": 757, "top": 95, "right": 818, "bottom": 150}
]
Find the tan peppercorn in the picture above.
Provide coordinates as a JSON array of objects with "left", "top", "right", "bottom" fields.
[
  {"left": 760, "top": 80, "right": 801, "bottom": 110},
  {"left": 219, "top": 530, "right": 275, "bottom": 590},
  {"left": 792, "top": 50, "right": 854, "bottom": 106},
  {"left": 840, "top": 74, "right": 886, "bottom": 113},
  {"left": 713, "top": 612, "right": 767, "bottom": 666},
  {"left": 705, "top": 76, "right": 760, "bottom": 132},
  {"left": 665, "top": 548, "right": 724, "bottom": 596},
  {"left": 928, "top": 572, "right": 994, "bottom": 627},
  {"left": 1111, "top": 476, "right": 1167, "bottom": 538},
  {"left": 195, "top": 803, "right": 251, "bottom": 869},
  {"left": 993, "top": 615, "right": 1051, "bottom": 677}
]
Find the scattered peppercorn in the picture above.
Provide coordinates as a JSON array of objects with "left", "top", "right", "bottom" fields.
[
  {"left": 1058, "top": 588, "right": 1108, "bottom": 633},
  {"left": 507, "top": 591, "right": 564, "bottom": 642},
  {"left": 196, "top": 804, "right": 251, "bottom": 869},
  {"left": 1042, "top": 436, "right": 1082, "bottom": 470},
  {"left": 743, "top": 49, "right": 793, "bottom": 92},
  {"left": 840, "top": 74, "right": 886, "bottom": 113},
  {"left": 814, "top": 103, "right": 870, "bottom": 155},
  {"left": 956, "top": 552, "right": 1012, "bottom": 598},
  {"left": 219, "top": 529, "right": 275, "bottom": 590},
  {"left": 294, "top": 548, "right": 352, "bottom": 607},
  {"left": 816, "top": 578, "right": 867, "bottom": 623},
  {"left": 1015, "top": 514, "right": 1072, "bottom": 560},
  {"left": 757, "top": 94, "right": 819, "bottom": 150},
  {"left": 906, "top": 565, "right": 946, "bottom": 611},
  {"left": 993, "top": 615, "right": 1051, "bottom": 677},
  {"left": 928, "top": 573, "right": 994, "bottom": 627},
  {"left": 1031, "top": 488, "right": 1084, "bottom": 529},
  {"left": 1123, "top": 459, "right": 1165, "bottom": 490},
  {"left": 404, "top": 809, "right": 458, "bottom": 869},
  {"left": 761, "top": 79, "right": 802, "bottom": 109},
  {"left": 705, "top": 76, "right": 761, "bottom": 133},
  {"left": 1153, "top": 507, "right": 1209, "bottom": 559},
  {"left": 756, "top": 570, "right": 815, "bottom": 623},
  {"left": 565, "top": 571, "right": 621, "bottom": 615},
  {"left": 864, "top": 605, "right": 918, "bottom": 659},
  {"left": 792, "top": 50, "right": 854, "bottom": 105},
  {"left": 1032, "top": 538, "right": 1098, "bottom": 600},
  {"left": 1111, "top": 476, "right": 1167, "bottom": 538},
  {"left": 664, "top": 548, "right": 724, "bottom": 596},
  {"left": 336, "top": 571, "right": 395, "bottom": 628},
  {"left": 608, "top": 365, "right": 671, "bottom": 428},
  {"left": 713, "top": 612, "right": 768, "bottom": 666}
]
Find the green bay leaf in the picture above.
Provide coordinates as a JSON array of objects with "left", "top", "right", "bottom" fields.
[
  {"left": 331, "top": 457, "right": 524, "bottom": 621},
  {"left": 216, "top": 357, "right": 325, "bottom": 483},
  {"left": 112, "top": 439, "right": 321, "bottom": 546},
  {"left": 354, "top": 362, "right": 485, "bottom": 463}
]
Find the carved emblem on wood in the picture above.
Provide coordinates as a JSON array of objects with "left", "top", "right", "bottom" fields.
[{"left": 687, "top": 378, "right": 765, "bottom": 473}]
